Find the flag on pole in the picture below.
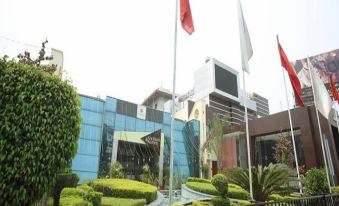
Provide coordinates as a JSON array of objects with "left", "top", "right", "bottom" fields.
[
  {"left": 237, "top": 0, "right": 253, "bottom": 73},
  {"left": 309, "top": 58, "right": 332, "bottom": 118},
  {"left": 180, "top": 0, "right": 194, "bottom": 35},
  {"left": 277, "top": 36, "right": 305, "bottom": 107},
  {"left": 329, "top": 74, "right": 339, "bottom": 103}
]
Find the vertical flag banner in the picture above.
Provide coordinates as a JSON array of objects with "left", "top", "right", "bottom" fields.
[
  {"left": 329, "top": 74, "right": 339, "bottom": 103},
  {"left": 309, "top": 58, "right": 332, "bottom": 118},
  {"left": 237, "top": 0, "right": 253, "bottom": 73},
  {"left": 180, "top": 0, "right": 194, "bottom": 35},
  {"left": 277, "top": 37, "right": 305, "bottom": 107}
]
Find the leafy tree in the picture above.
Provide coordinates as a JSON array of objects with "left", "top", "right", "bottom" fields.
[
  {"left": 273, "top": 132, "right": 295, "bottom": 168},
  {"left": 225, "top": 164, "right": 292, "bottom": 202},
  {"left": 202, "top": 114, "right": 230, "bottom": 172},
  {"left": 0, "top": 56, "right": 81, "bottom": 205},
  {"left": 109, "top": 162, "right": 124, "bottom": 178},
  {"left": 304, "top": 168, "right": 330, "bottom": 196}
]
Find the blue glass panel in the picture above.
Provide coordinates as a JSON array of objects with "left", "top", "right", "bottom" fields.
[
  {"left": 125, "top": 116, "right": 136, "bottom": 131},
  {"left": 163, "top": 112, "right": 171, "bottom": 125},
  {"left": 154, "top": 123, "right": 162, "bottom": 131},
  {"left": 174, "top": 142, "right": 185, "bottom": 153},
  {"left": 175, "top": 120, "right": 185, "bottom": 131},
  {"left": 80, "top": 96, "right": 104, "bottom": 112},
  {"left": 174, "top": 131, "right": 183, "bottom": 142},
  {"left": 106, "top": 97, "right": 117, "bottom": 112},
  {"left": 145, "top": 121, "right": 154, "bottom": 132},
  {"left": 75, "top": 171, "right": 97, "bottom": 184},
  {"left": 135, "top": 119, "right": 146, "bottom": 131},
  {"left": 81, "top": 110, "right": 103, "bottom": 126},
  {"left": 162, "top": 125, "right": 170, "bottom": 138},
  {"left": 105, "top": 112, "right": 115, "bottom": 127},
  {"left": 71, "top": 154, "right": 99, "bottom": 173},
  {"left": 115, "top": 114, "right": 125, "bottom": 130},
  {"left": 77, "top": 139, "right": 100, "bottom": 156},
  {"left": 80, "top": 124, "right": 101, "bottom": 142}
]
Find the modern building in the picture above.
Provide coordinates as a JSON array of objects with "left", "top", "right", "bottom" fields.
[
  {"left": 71, "top": 94, "right": 200, "bottom": 184},
  {"left": 249, "top": 93, "right": 269, "bottom": 117}
]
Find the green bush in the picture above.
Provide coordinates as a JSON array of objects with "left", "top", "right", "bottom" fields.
[
  {"left": 187, "top": 177, "right": 211, "bottom": 183},
  {"left": 304, "top": 168, "right": 330, "bottom": 195},
  {"left": 77, "top": 185, "right": 94, "bottom": 193},
  {"left": 211, "top": 196, "right": 230, "bottom": 206},
  {"left": 61, "top": 188, "right": 86, "bottom": 198},
  {"left": 53, "top": 173, "right": 80, "bottom": 206},
  {"left": 109, "top": 162, "right": 124, "bottom": 178},
  {"left": 230, "top": 200, "right": 251, "bottom": 206},
  {"left": 332, "top": 186, "right": 339, "bottom": 193},
  {"left": 84, "top": 191, "right": 102, "bottom": 206},
  {"left": 0, "top": 57, "right": 81, "bottom": 206},
  {"left": 101, "top": 197, "right": 146, "bottom": 206},
  {"left": 186, "top": 181, "right": 220, "bottom": 195},
  {"left": 92, "top": 178, "right": 157, "bottom": 204},
  {"left": 228, "top": 187, "right": 250, "bottom": 200},
  {"left": 268, "top": 193, "right": 297, "bottom": 201},
  {"left": 192, "top": 200, "right": 212, "bottom": 206},
  {"left": 211, "top": 174, "right": 229, "bottom": 197},
  {"left": 60, "top": 196, "right": 92, "bottom": 206}
]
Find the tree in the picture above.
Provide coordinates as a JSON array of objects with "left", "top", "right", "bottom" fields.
[
  {"left": 140, "top": 163, "right": 158, "bottom": 186},
  {"left": 225, "top": 164, "right": 292, "bottom": 202},
  {"left": 273, "top": 132, "right": 295, "bottom": 168},
  {"left": 0, "top": 56, "right": 81, "bottom": 205},
  {"left": 109, "top": 162, "right": 124, "bottom": 178},
  {"left": 202, "top": 114, "right": 230, "bottom": 172}
]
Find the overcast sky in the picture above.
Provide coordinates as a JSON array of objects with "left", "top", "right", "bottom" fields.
[{"left": 1, "top": 0, "right": 339, "bottom": 114}]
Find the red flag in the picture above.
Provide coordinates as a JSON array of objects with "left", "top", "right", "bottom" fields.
[
  {"left": 277, "top": 36, "right": 305, "bottom": 107},
  {"left": 329, "top": 74, "right": 339, "bottom": 103},
  {"left": 180, "top": 0, "right": 194, "bottom": 35}
]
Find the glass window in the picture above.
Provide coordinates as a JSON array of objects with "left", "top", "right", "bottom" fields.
[
  {"left": 81, "top": 110, "right": 103, "bottom": 126},
  {"left": 125, "top": 116, "right": 136, "bottom": 131},
  {"left": 80, "top": 96, "right": 104, "bottom": 113},
  {"left": 115, "top": 114, "right": 126, "bottom": 130},
  {"left": 163, "top": 112, "right": 171, "bottom": 125},
  {"left": 106, "top": 97, "right": 117, "bottom": 112},
  {"left": 116, "top": 99, "right": 137, "bottom": 117},
  {"left": 105, "top": 112, "right": 115, "bottom": 127},
  {"left": 135, "top": 119, "right": 146, "bottom": 131},
  {"left": 145, "top": 121, "right": 155, "bottom": 132}
]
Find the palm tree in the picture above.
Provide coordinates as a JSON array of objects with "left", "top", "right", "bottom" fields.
[
  {"left": 201, "top": 114, "right": 230, "bottom": 172},
  {"left": 225, "top": 163, "right": 292, "bottom": 202}
]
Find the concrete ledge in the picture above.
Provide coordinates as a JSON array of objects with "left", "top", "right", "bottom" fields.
[
  {"left": 181, "top": 184, "right": 213, "bottom": 204},
  {"left": 147, "top": 191, "right": 164, "bottom": 206}
]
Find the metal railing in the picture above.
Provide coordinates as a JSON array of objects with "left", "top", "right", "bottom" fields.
[{"left": 250, "top": 194, "right": 339, "bottom": 206}]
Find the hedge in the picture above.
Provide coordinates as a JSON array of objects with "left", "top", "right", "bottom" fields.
[
  {"left": 101, "top": 197, "right": 146, "bottom": 206},
  {"left": 186, "top": 182, "right": 249, "bottom": 200},
  {"left": 60, "top": 187, "right": 102, "bottom": 206},
  {"left": 91, "top": 178, "right": 157, "bottom": 204},
  {"left": 53, "top": 173, "right": 79, "bottom": 206},
  {"left": 0, "top": 57, "right": 81, "bottom": 206},
  {"left": 332, "top": 186, "right": 339, "bottom": 194},
  {"left": 187, "top": 177, "right": 211, "bottom": 183},
  {"left": 268, "top": 194, "right": 298, "bottom": 201},
  {"left": 60, "top": 196, "right": 93, "bottom": 206},
  {"left": 192, "top": 200, "right": 213, "bottom": 206}
]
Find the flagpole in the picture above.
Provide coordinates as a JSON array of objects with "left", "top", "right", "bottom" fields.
[
  {"left": 169, "top": 0, "right": 178, "bottom": 204},
  {"left": 280, "top": 64, "right": 303, "bottom": 195},
  {"left": 241, "top": 69, "right": 253, "bottom": 201},
  {"left": 307, "top": 57, "right": 332, "bottom": 193}
]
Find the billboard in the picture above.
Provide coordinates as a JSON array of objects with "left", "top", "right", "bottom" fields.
[{"left": 292, "top": 49, "right": 339, "bottom": 88}]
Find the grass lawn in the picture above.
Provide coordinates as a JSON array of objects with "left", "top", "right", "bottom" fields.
[{"left": 101, "top": 197, "right": 146, "bottom": 206}]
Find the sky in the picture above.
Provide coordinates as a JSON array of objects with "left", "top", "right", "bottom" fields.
[{"left": 0, "top": 0, "right": 339, "bottom": 114}]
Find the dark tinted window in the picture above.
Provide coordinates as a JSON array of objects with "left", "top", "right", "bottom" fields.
[
  {"left": 116, "top": 99, "right": 137, "bottom": 117},
  {"left": 215, "top": 64, "right": 238, "bottom": 97},
  {"left": 146, "top": 108, "right": 163, "bottom": 123}
]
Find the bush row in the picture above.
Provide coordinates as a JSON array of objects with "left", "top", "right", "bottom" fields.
[
  {"left": 60, "top": 186, "right": 102, "bottom": 206},
  {"left": 186, "top": 181, "right": 249, "bottom": 200},
  {"left": 91, "top": 178, "right": 157, "bottom": 204},
  {"left": 101, "top": 197, "right": 146, "bottom": 206},
  {"left": 187, "top": 177, "right": 211, "bottom": 183}
]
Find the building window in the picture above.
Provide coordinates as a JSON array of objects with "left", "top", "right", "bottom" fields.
[{"left": 154, "top": 104, "right": 157, "bottom": 110}]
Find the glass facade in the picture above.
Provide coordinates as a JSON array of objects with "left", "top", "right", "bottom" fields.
[
  {"left": 72, "top": 95, "right": 200, "bottom": 183},
  {"left": 254, "top": 129, "right": 305, "bottom": 167}
]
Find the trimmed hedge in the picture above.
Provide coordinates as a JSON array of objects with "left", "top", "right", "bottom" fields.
[
  {"left": 192, "top": 200, "right": 212, "bottom": 206},
  {"left": 60, "top": 196, "right": 92, "bottom": 206},
  {"left": 187, "top": 177, "right": 211, "bottom": 183},
  {"left": 211, "top": 196, "right": 230, "bottom": 206},
  {"left": 332, "top": 186, "right": 339, "bottom": 194},
  {"left": 0, "top": 58, "right": 81, "bottom": 206},
  {"left": 92, "top": 178, "right": 157, "bottom": 204},
  {"left": 211, "top": 174, "right": 228, "bottom": 197},
  {"left": 186, "top": 182, "right": 250, "bottom": 200},
  {"left": 268, "top": 194, "right": 298, "bottom": 201},
  {"left": 53, "top": 173, "right": 80, "bottom": 206},
  {"left": 60, "top": 187, "right": 102, "bottom": 206},
  {"left": 101, "top": 197, "right": 146, "bottom": 206}
]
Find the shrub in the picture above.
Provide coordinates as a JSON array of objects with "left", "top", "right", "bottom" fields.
[
  {"left": 304, "top": 168, "right": 330, "bottom": 196},
  {"left": 84, "top": 191, "right": 102, "bottom": 206},
  {"left": 0, "top": 57, "right": 81, "bottom": 206},
  {"left": 60, "top": 187, "right": 103, "bottom": 206},
  {"left": 187, "top": 177, "right": 211, "bottom": 183},
  {"left": 140, "top": 163, "right": 158, "bottom": 186},
  {"left": 77, "top": 185, "right": 94, "bottom": 193},
  {"left": 268, "top": 193, "right": 298, "bottom": 201},
  {"left": 228, "top": 187, "right": 250, "bottom": 200},
  {"left": 61, "top": 188, "right": 86, "bottom": 198},
  {"left": 186, "top": 181, "right": 220, "bottom": 195},
  {"left": 101, "top": 197, "right": 146, "bottom": 206},
  {"left": 192, "top": 200, "right": 212, "bottom": 206},
  {"left": 202, "top": 163, "right": 210, "bottom": 179},
  {"left": 211, "top": 174, "right": 228, "bottom": 197},
  {"left": 60, "top": 196, "right": 93, "bottom": 206},
  {"left": 109, "top": 162, "right": 124, "bottom": 178},
  {"left": 230, "top": 199, "right": 251, "bottom": 206},
  {"left": 332, "top": 186, "right": 339, "bottom": 194},
  {"left": 53, "top": 173, "right": 80, "bottom": 206},
  {"left": 211, "top": 196, "right": 230, "bottom": 206},
  {"left": 91, "top": 178, "right": 157, "bottom": 204}
]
